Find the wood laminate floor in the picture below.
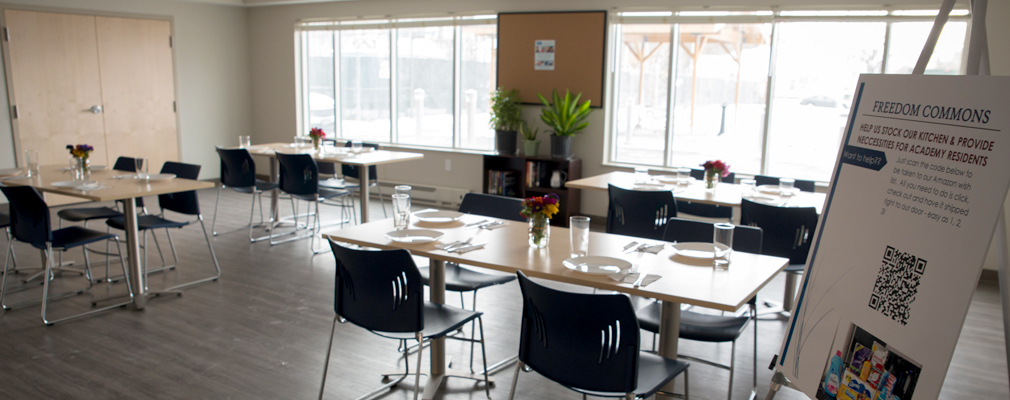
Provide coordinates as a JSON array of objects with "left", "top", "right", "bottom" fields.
[{"left": 0, "top": 188, "right": 1006, "bottom": 399}]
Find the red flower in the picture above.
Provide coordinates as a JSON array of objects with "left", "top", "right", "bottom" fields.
[
  {"left": 309, "top": 127, "right": 326, "bottom": 139},
  {"left": 701, "top": 160, "right": 730, "bottom": 178}
]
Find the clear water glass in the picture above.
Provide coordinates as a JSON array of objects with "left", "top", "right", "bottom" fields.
[
  {"left": 569, "top": 216, "right": 590, "bottom": 257},
  {"left": 740, "top": 178, "right": 756, "bottom": 197},
  {"left": 779, "top": 178, "right": 795, "bottom": 196},
  {"left": 24, "top": 149, "right": 39, "bottom": 177},
  {"left": 392, "top": 194, "right": 410, "bottom": 230},
  {"left": 634, "top": 166, "right": 649, "bottom": 184},
  {"left": 239, "top": 135, "right": 251, "bottom": 148},
  {"left": 677, "top": 167, "right": 690, "bottom": 184},
  {"left": 351, "top": 140, "right": 363, "bottom": 154},
  {"left": 713, "top": 222, "right": 734, "bottom": 269},
  {"left": 135, "top": 157, "right": 149, "bottom": 182}
]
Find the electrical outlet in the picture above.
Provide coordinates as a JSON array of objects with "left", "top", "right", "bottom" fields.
[{"left": 445, "top": 159, "right": 451, "bottom": 171}]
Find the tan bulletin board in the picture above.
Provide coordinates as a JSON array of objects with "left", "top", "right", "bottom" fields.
[{"left": 497, "top": 11, "right": 606, "bottom": 108}]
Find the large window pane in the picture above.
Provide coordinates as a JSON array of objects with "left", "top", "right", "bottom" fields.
[
  {"left": 670, "top": 23, "right": 771, "bottom": 173},
  {"left": 396, "top": 26, "right": 453, "bottom": 147},
  {"left": 306, "top": 31, "right": 335, "bottom": 136},
  {"left": 459, "top": 25, "right": 496, "bottom": 150},
  {"left": 885, "top": 21, "right": 966, "bottom": 74},
  {"left": 612, "top": 24, "right": 671, "bottom": 166},
  {"left": 340, "top": 29, "right": 391, "bottom": 143},
  {"left": 766, "top": 22, "right": 885, "bottom": 181}
]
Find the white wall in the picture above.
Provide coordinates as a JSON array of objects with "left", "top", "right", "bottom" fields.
[{"left": 0, "top": 0, "right": 251, "bottom": 180}]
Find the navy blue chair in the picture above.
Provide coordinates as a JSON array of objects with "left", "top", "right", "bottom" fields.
[
  {"left": 509, "top": 271, "right": 689, "bottom": 399},
  {"left": 0, "top": 186, "right": 132, "bottom": 325},
  {"left": 416, "top": 193, "right": 522, "bottom": 370},
  {"left": 320, "top": 241, "right": 490, "bottom": 400},
  {"left": 675, "top": 169, "right": 736, "bottom": 220},
  {"left": 342, "top": 141, "right": 388, "bottom": 217},
  {"left": 607, "top": 184, "right": 677, "bottom": 241},
  {"left": 753, "top": 175, "right": 816, "bottom": 193},
  {"left": 271, "top": 152, "right": 354, "bottom": 254},
  {"left": 106, "top": 162, "right": 221, "bottom": 293},
  {"left": 211, "top": 147, "right": 279, "bottom": 242},
  {"left": 740, "top": 198, "right": 818, "bottom": 316},
  {"left": 635, "top": 217, "right": 763, "bottom": 400}
]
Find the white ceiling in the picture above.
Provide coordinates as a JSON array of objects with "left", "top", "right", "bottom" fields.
[{"left": 173, "top": 0, "right": 360, "bottom": 7}]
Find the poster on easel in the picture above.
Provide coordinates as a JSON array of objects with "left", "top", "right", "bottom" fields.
[{"left": 776, "top": 74, "right": 1010, "bottom": 400}]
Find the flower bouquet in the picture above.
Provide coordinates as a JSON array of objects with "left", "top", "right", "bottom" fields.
[
  {"left": 67, "top": 144, "right": 95, "bottom": 177},
  {"left": 701, "top": 160, "right": 730, "bottom": 190},
  {"left": 520, "top": 193, "right": 560, "bottom": 248},
  {"left": 309, "top": 127, "right": 326, "bottom": 150}
]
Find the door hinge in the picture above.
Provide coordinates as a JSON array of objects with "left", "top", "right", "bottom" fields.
[
  {"left": 173, "top": 101, "right": 176, "bottom": 112},
  {"left": 3, "top": 27, "right": 9, "bottom": 42},
  {"left": 169, "top": 35, "right": 173, "bottom": 48},
  {"left": 12, "top": 105, "right": 18, "bottom": 119}
]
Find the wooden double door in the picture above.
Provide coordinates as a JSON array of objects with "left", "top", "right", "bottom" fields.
[{"left": 3, "top": 9, "right": 178, "bottom": 178}]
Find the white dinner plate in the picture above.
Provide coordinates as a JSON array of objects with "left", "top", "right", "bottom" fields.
[
  {"left": 671, "top": 242, "right": 718, "bottom": 259},
  {"left": 757, "top": 184, "right": 799, "bottom": 195},
  {"left": 385, "top": 229, "right": 444, "bottom": 244},
  {"left": 655, "top": 175, "right": 690, "bottom": 184},
  {"left": 51, "top": 180, "right": 100, "bottom": 190},
  {"left": 632, "top": 183, "right": 672, "bottom": 191},
  {"left": 414, "top": 210, "right": 464, "bottom": 223},
  {"left": 90, "top": 165, "right": 107, "bottom": 171},
  {"left": 563, "top": 256, "right": 633, "bottom": 275},
  {"left": 147, "top": 173, "right": 176, "bottom": 181}
]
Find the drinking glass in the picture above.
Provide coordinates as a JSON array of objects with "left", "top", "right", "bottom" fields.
[
  {"left": 740, "top": 178, "right": 757, "bottom": 198},
  {"left": 676, "top": 167, "right": 690, "bottom": 184},
  {"left": 634, "top": 166, "right": 649, "bottom": 184},
  {"left": 713, "top": 222, "right": 734, "bottom": 269},
  {"left": 394, "top": 185, "right": 412, "bottom": 197},
  {"left": 351, "top": 140, "right": 363, "bottom": 154},
  {"left": 569, "top": 216, "right": 590, "bottom": 258},
  {"left": 24, "top": 149, "right": 39, "bottom": 177},
  {"left": 135, "top": 157, "right": 149, "bottom": 182},
  {"left": 779, "top": 178, "right": 795, "bottom": 196},
  {"left": 239, "top": 135, "right": 251, "bottom": 149},
  {"left": 392, "top": 194, "right": 410, "bottom": 230}
]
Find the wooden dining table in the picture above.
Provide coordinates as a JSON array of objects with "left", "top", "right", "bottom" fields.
[
  {"left": 244, "top": 143, "right": 424, "bottom": 224},
  {"left": 324, "top": 215, "right": 789, "bottom": 399},
  {"left": 566, "top": 171, "right": 827, "bottom": 213},
  {"left": 0, "top": 164, "right": 215, "bottom": 309}
]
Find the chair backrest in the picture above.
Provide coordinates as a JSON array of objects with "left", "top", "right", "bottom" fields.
[
  {"left": 753, "top": 174, "right": 816, "bottom": 192},
  {"left": 0, "top": 212, "right": 9, "bottom": 229},
  {"left": 662, "top": 217, "right": 763, "bottom": 254},
  {"left": 0, "top": 186, "right": 51, "bottom": 248},
  {"left": 328, "top": 240, "right": 423, "bottom": 333},
  {"left": 607, "top": 184, "right": 676, "bottom": 241},
  {"left": 275, "top": 152, "right": 319, "bottom": 198},
  {"left": 341, "top": 142, "right": 380, "bottom": 182},
  {"left": 113, "top": 156, "right": 139, "bottom": 172},
  {"left": 217, "top": 147, "right": 257, "bottom": 188},
  {"left": 739, "top": 199, "right": 818, "bottom": 265},
  {"left": 158, "top": 161, "right": 203, "bottom": 216},
  {"left": 516, "top": 271, "right": 640, "bottom": 394},
  {"left": 689, "top": 168, "right": 735, "bottom": 183},
  {"left": 457, "top": 193, "right": 525, "bottom": 222}
]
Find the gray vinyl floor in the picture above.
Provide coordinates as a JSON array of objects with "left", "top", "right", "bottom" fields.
[{"left": 0, "top": 187, "right": 1006, "bottom": 399}]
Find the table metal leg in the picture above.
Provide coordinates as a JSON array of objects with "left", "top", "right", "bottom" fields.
[
  {"left": 123, "top": 200, "right": 145, "bottom": 310},
  {"left": 359, "top": 165, "right": 370, "bottom": 223},
  {"left": 270, "top": 157, "right": 279, "bottom": 224},
  {"left": 657, "top": 300, "right": 682, "bottom": 399},
  {"left": 423, "top": 258, "right": 446, "bottom": 399}
]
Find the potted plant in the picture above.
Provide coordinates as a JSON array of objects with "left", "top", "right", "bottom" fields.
[
  {"left": 519, "top": 121, "right": 540, "bottom": 157},
  {"left": 489, "top": 87, "right": 522, "bottom": 155},
  {"left": 537, "top": 89, "right": 592, "bottom": 159}
]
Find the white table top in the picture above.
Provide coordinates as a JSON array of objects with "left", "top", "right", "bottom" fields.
[
  {"left": 245, "top": 143, "right": 424, "bottom": 166},
  {"left": 324, "top": 215, "right": 789, "bottom": 312},
  {"left": 566, "top": 171, "right": 826, "bottom": 212},
  {"left": 0, "top": 164, "right": 214, "bottom": 202}
]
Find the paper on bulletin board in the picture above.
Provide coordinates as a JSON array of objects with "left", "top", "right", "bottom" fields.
[
  {"left": 534, "top": 39, "right": 555, "bottom": 70},
  {"left": 777, "top": 74, "right": 1010, "bottom": 400}
]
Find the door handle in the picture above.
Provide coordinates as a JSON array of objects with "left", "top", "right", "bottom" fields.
[{"left": 89, "top": 105, "right": 103, "bottom": 114}]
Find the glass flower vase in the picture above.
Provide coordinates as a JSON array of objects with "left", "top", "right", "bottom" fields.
[
  {"left": 528, "top": 215, "right": 550, "bottom": 248},
  {"left": 312, "top": 137, "right": 321, "bottom": 151},
  {"left": 74, "top": 156, "right": 91, "bottom": 180},
  {"left": 704, "top": 171, "right": 718, "bottom": 190}
]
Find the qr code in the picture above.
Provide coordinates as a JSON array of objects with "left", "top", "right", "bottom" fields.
[{"left": 868, "top": 246, "right": 926, "bottom": 325}]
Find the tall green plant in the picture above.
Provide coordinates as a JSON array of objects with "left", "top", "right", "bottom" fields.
[
  {"left": 489, "top": 87, "right": 522, "bottom": 131},
  {"left": 537, "top": 89, "right": 592, "bottom": 137}
]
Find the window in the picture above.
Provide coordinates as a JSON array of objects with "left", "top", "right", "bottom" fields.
[
  {"left": 609, "top": 10, "right": 969, "bottom": 182},
  {"left": 298, "top": 16, "right": 497, "bottom": 151}
]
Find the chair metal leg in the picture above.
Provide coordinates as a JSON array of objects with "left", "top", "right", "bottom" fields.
[
  {"left": 163, "top": 216, "right": 221, "bottom": 292},
  {"left": 40, "top": 239, "right": 133, "bottom": 326},
  {"left": 477, "top": 316, "right": 491, "bottom": 399},
  {"left": 508, "top": 361, "right": 523, "bottom": 400},
  {"left": 319, "top": 315, "right": 339, "bottom": 400},
  {"left": 211, "top": 184, "right": 224, "bottom": 236},
  {"left": 413, "top": 332, "right": 422, "bottom": 400}
]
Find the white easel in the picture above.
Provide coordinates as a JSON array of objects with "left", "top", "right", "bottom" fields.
[{"left": 763, "top": 1, "right": 1006, "bottom": 398}]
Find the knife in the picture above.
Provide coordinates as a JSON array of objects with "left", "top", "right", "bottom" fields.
[{"left": 454, "top": 243, "right": 486, "bottom": 254}]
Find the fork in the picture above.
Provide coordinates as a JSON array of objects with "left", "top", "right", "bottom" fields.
[{"left": 444, "top": 237, "right": 474, "bottom": 252}]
